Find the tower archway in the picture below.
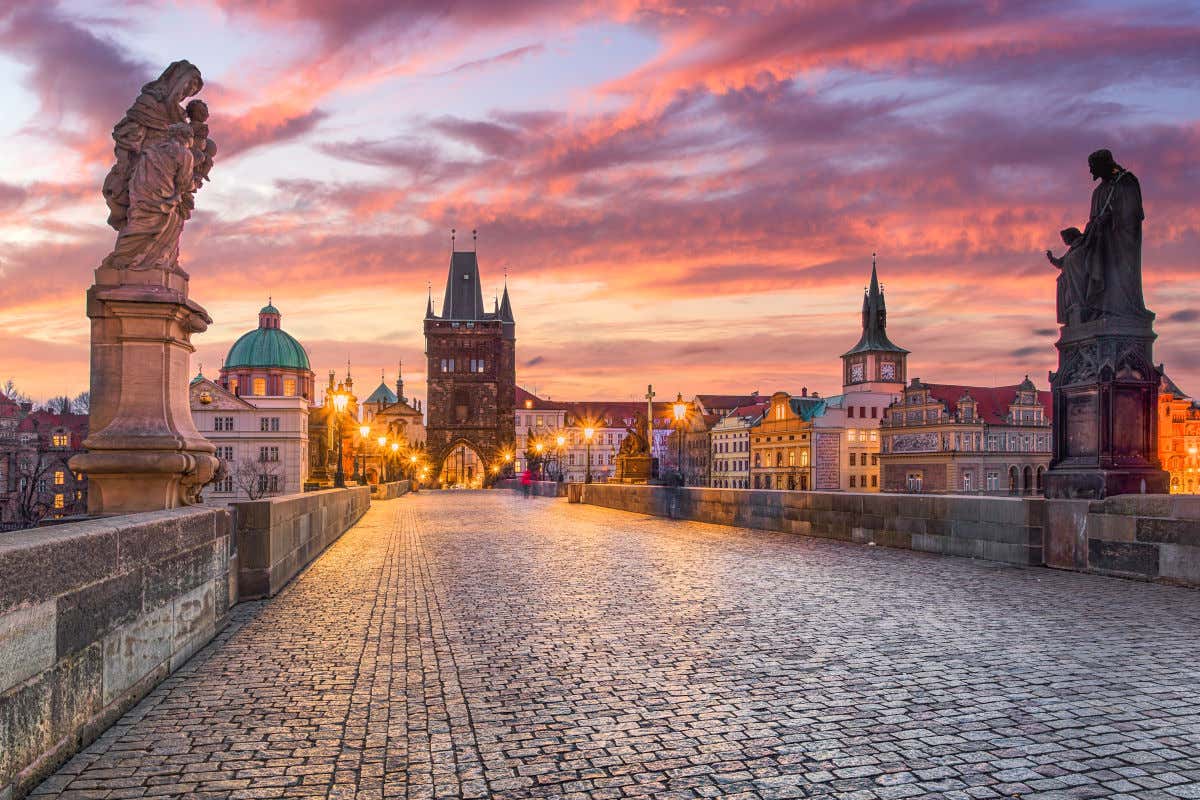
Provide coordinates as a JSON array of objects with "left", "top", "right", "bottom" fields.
[{"left": 433, "top": 439, "right": 491, "bottom": 488}]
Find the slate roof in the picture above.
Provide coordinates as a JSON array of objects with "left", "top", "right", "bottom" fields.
[
  {"left": 1161, "top": 372, "right": 1189, "bottom": 399},
  {"left": 365, "top": 382, "right": 398, "bottom": 405},
  {"left": 440, "top": 251, "right": 487, "bottom": 320},
  {"left": 787, "top": 396, "right": 828, "bottom": 421}
]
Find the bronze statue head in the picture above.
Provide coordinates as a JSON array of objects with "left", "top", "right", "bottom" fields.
[
  {"left": 1060, "top": 227, "right": 1083, "bottom": 246},
  {"left": 1088, "top": 149, "right": 1119, "bottom": 180}
]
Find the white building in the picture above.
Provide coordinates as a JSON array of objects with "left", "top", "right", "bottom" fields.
[{"left": 190, "top": 374, "right": 309, "bottom": 502}]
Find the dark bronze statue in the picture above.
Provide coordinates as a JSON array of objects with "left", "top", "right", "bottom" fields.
[
  {"left": 619, "top": 412, "right": 651, "bottom": 457},
  {"left": 1046, "top": 149, "right": 1150, "bottom": 324}
]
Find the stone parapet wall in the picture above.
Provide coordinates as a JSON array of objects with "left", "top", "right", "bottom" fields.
[
  {"left": 233, "top": 487, "right": 370, "bottom": 600},
  {"left": 580, "top": 485, "right": 1044, "bottom": 567},
  {"left": 1046, "top": 495, "right": 1200, "bottom": 587},
  {"left": 0, "top": 507, "right": 235, "bottom": 800},
  {"left": 495, "top": 478, "right": 563, "bottom": 497},
  {"left": 371, "top": 481, "right": 411, "bottom": 500}
]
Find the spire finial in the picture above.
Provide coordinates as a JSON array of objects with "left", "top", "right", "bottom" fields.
[
  {"left": 451, "top": 227, "right": 456, "bottom": 250},
  {"left": 472, "top": 228, "right": 477, "bottom": 251}
]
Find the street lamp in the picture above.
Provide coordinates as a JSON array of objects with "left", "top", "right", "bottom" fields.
[
  {"left": 534, "top": 441, "right": 545, "bottom": 480},
  {"left": 584, "top": 426, "right": 595, "bottom": 483},
  {"left": 555, "top": 434, "right": 566, "bottom": 482},
  {"left": 390, "top": 441, "right": 400, "bottom": 482},
  {"left": 673, "top": 393, "right": 687, "bottom": 485},
  {"left": 332, "top": 385, "right": 349, "bottom": 488},
  {"left": 355, "top": 424, "right": 370, "bottom": 483},
  {"left": 377, "top": 435, "right": 387, "bottom": 482}
]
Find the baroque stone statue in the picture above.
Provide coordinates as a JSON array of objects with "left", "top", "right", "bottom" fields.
[
  {"left": 72, "top": 61, "right": 219, "bottom": 515},
  {"left": 1045, "top": 149, "right": 1150, "bottom": 325},
  {"left": 1043, "top": 150, "right": 1168, "bottom": 500},
  {"left": 100, "top": 60, "right": 215, "bottom": 276}
]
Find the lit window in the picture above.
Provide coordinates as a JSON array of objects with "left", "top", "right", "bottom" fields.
[
  {"left": 229, "top": 378, "right": 239, "bottom": 394},
  {"left": 52, "top": 433, "right": 69, "bottom": 447},
  {"left": 53, "top": 494, "right": 64, "bottom": 509},
  {"left": 54, "top": 470, "right": 65, "bottom": 485},
  {"left": 284, "top": 379, "right": 297, "bottom": 396},
  {"left": 252, "top": 378, "right": 267, "bottom": 395}
]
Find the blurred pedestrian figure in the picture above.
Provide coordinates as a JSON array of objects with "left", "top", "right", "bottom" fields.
[{"left": 520, "top": 468, "right": 533, "bottom": 498}]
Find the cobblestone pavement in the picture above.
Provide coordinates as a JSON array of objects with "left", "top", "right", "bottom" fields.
[{"left": 34, "top": 492, "right": 1200, "bottom": 799}]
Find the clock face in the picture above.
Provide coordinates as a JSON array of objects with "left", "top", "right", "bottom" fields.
[
  {"left": 880, "top": 362, "right": 896, "bottom": 380},
  {"left": 850, "top": 363, "right": 864, "bottom": 382}
]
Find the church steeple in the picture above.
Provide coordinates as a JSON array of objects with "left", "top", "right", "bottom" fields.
[{"left": 396, "top": 360, "right": 405, "bottom": 403}]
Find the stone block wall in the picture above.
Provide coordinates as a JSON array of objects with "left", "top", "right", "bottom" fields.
[
  {"left": 580, "top": 485, "right": 1044, "bottom": 567},
  {"left": 495, "top": 478, "right": 563, "bottom": 497},
  {"left": 371, "top": 481, "right": 411, "bottom": 500},
  {"left": 1045, "top": 494, "right": 1200, "bottom": 587},
  {"left": 233, "top": 486, "right": 370, "bottom": 600},
  {"left": 0, "top": 507, "right": 234, "bottom": 800}
]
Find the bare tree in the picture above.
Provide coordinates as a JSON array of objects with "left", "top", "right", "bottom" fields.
[
  {"left": 232, "top": 458, "right": 283, "bottom": 500},
  {"left": 11, "top": 455, "right": 54, "bottom": 529},
  {"left": 42, "top": 396, "right": 73, "bottom": 414},
  {"left": 3, "top": 378, "right": 30, "bottom": 405},
  {"left": 72, "top": 392, "right": 90, "bottom": 415}
]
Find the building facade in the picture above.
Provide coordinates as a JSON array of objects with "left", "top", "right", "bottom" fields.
[
  {"left": 425, "top": 249, "right": 516, "bottom": 487},
  {"left": 750, "top": 391, "right": 825, "bottom": 490},
  {"left": 879, "top": 377, "right": 1052, "bottom": 494},
  {"left": 1158, "top": 373, "right": 1200, "bottom": 494},
  {"left": 710, "top": 403, "right": 767, "bottom": 488}
]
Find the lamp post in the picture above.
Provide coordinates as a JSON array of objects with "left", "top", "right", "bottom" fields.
[
  {"left": 355, "top": 424, "right": 370, "bottom": 483},
  {"left": 409, "top": 453, "right": 418, "bottom": 483},
  {"left": 673, "top": 392, "right": 687, "bottom": 486},
  {"left": 584, "top": 426, "right": 595, "bottom": 483},
  {"left": 534, "top": 441, "right": 545, "bottom": 480},
  {"left": 332, "top": 385, "right": 349, "bottom": 488},
  {"left": 391, "top": 441, "right": 400, "bottom": 483},
  {"left": 555, "top": 434, "right": 566, "bottom": 482},
  {"left": 377, "top": 435, "right": 387, "bottom": 483}
]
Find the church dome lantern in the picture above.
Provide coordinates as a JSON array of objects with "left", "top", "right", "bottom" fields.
[{"left": 220, "top": 300, "right": 314, "bottom": 399}]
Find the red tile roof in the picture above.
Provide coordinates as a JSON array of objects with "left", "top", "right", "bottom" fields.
[{"left": 922, "top": 383, "right": 1052, "bottom": 423}]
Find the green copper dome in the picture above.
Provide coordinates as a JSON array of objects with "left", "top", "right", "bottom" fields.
[{"left": 225, "top": 304, "right": 310, "bottom": 371}]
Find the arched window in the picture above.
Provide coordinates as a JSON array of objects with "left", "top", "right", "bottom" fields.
[
  {"left": 1035, "top": 466, "right": 1045, "bottom": 494},
  {"left": 1008, "top": 466, "right": 1019, "bottom": 495},
  {"left": 1023, "top": 465, "right": 1034, "bottom": 495}
]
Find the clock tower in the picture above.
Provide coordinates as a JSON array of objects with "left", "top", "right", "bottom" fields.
[{"left": 841, "top": 255, "right": 908, "bottom": 394}]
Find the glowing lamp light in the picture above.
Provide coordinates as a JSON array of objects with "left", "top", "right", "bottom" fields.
[
  {"left": 359, "top": 424, "right": 370, "bottom": 438},
  {"left": 332, "top": 390, "right": 348, "bottom": 413},
  {"left": 556, "top": 435, "right": 565, "bottom": 447},
  {"left": 504, "top": 452, "right": 512, "bottom": 462},
  {"left": 410, "top": 455, "right": 418, "bottom": 463},
  {"left": 673, "top": 392, "right": 687, "bottom": 422},
  {"left": 535, "top": 442, "right": 544, "bottom": 453},
  {"left": 377, "top": 436, "right": 387, "bottom": 447},
  {"left": 391, "top": 442, "right": 399, "bottom": 452},
  {"left": 584, "top": 426, "right": 595, "bottom": 441}
]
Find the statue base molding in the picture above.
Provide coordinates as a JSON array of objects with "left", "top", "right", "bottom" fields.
[
  {"left": 70, "top": 284, "right": 217, "bottom": 515},
  {"left": 1044, "top": 316, "right": 1168, "bottom": 500}
]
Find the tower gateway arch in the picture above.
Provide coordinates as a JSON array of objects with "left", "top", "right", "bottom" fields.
[{"left": 424, "top": 243, "right": 516, "bottom": 487}]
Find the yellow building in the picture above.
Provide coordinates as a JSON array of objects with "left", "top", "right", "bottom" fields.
[
  {"left": 1159, "top": 373, "right": 1200, "bottom": 494},
  {"left": 750, "top": 391, "right": 825, "bottom": 490}
]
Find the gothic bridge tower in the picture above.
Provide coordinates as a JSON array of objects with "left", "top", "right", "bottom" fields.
[{"left": 424, "top": 239, "right": 515, "bottom": 486}]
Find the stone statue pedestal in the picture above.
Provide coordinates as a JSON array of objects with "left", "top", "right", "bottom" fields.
[
  {"left": 1044, "top": 316, "right": 1169, "bottom": 499},
  {"left": 615, "top": 455, "right": 657, "bottom": 484},
  {"left": 70, "top": 283, "right": 218, "bottom": 514}
]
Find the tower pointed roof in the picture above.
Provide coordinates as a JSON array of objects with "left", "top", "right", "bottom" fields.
[
  {"left": 425, "top": 285, "right": 434, "bottom": 319},
  {"left": 842, "top": 254, "right": 908, "bottom": 356},
  {"left": 499, "top": 283, "right": 514, "bottom": 323},
  {"left": 441, "top": 251, "right": 486, "bottom": 320}
]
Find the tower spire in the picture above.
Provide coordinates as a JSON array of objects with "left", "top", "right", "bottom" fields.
[{"left": 396, "top": 359, "right": 405, "bottom": 403}]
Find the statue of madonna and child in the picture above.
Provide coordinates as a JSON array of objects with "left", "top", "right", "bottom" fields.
[{"left": 100, "top": 60, "right": 217, "bottom": 277}]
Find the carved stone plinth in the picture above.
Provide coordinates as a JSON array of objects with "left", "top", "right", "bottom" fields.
[
  {"left": 1044, "top": 316, "right": 1169, "bottom": 499},
  {"left": 615, "top": 454, "right": 657, "bottom": 484},
  {"left": 70, "top": 284, "right": 218, "bottom": 514}
]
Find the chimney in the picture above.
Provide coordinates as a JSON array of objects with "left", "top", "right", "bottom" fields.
[{"left": 801, "top": 387, "right": 807, "bottom": 397}]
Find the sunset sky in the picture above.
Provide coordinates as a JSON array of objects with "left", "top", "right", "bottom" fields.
[{"left": 0, "top": 0, "right": 1197, "bottom": 406}]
